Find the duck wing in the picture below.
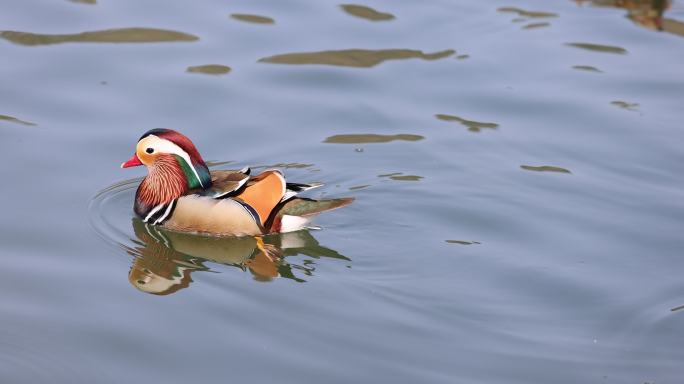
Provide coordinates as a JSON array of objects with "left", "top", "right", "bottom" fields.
[
  {"left": 171, "top": 167, "right": 344, "bottom": 235},
  {"left": 203, "top": 167, "right": 252, "bottom": 198},
  {"left": 233, "top": 170, "right": 287, "bottom": 226}
]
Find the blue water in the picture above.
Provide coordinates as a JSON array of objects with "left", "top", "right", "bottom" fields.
[{"left": 1, "top": 0, "right": 684, "bottom": 382}]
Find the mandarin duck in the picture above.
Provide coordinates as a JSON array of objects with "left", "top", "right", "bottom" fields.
[{"left": 121, "top": 129, "right": 352, "bottom": 237}]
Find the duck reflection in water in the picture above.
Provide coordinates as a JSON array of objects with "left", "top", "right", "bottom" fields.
[
  {"left": 127, "top": 218, "right": 350, "bottom": 295},
  {"left": 574, "top": 0, "right": 684, "bottom": 37}
]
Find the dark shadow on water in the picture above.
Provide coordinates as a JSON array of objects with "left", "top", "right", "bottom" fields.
[
  {"left": 186, "top": 64, "right": 231, "bottom": 75},
  {"left": 324, "top": 133, "right": 424, "bottom": 144},
  {"left": 446, "top": 240, "right": 481, "bottom": 245},
  {"left": 435, "top": 114, "right": 499, "bottom": 132},
  {"left": 378, "top": 172, "right": 423, "bottom": 181},
  {"left": 498, "top": 7, "right": 558, "bottom": 18},
  {"left": 520, "top": 165, "right": 572, "bottom": 174},
  {"left": 611, "top": 100, "right": 639, "bottom": 111},
  {"left": 230, "top": 14, "right": 275, "bottom": 24},
  {"left": 572, "top": 0, "right": 684, "bottom": 38},
  {"left": 572, "top": 65, "right": 603, "bottom": 73},
  {"left": 0, "top": 28, "right": 198, "bottom": 46},
  {"left": 523, "top": 22, "right": 551, "bottom": 29},
  {"left": 498, "top": 6, "right": 557, "bottom": 29},
  {"left": 340, "top": 4, "right": 395, "bottom": 21},
  {"left": 0, "top": 114, "right": 36, "bottom": 127},
  {"left": 565, "top": 42, "right": 628, "bottom": 54},
  {"left": 259, "top": 49, "right": 455, "bottom": 68},
  {"left": 128, "top": 219, "right": 350, "bottom": 295}
]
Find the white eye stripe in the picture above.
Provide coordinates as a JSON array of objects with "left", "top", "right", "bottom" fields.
[{"left": 147, "top": 135, "right": 205, "bottom": 188}]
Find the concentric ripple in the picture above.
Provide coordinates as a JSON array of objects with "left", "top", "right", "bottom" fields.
[{"left": 89, "top": 176, "right": 143, "bottom": 254}]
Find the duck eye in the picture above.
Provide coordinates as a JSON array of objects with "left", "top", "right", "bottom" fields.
[{"left": 146, "top": 147, "right": 154, "bottom": 154}]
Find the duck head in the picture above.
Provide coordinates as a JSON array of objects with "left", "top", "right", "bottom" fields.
[{"left": 122, "top": 129, "right": 212, "bottom": 216}]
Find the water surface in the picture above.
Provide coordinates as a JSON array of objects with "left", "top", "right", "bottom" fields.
[{"left": 1, "top": 0, "right": 684, "bottom": 383}]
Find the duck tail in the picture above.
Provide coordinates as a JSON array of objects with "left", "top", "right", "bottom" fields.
[
  {"left": 281, "top": 182, "right": 324, "bottom": 202},
  {"left": 266, "top": 197, "right": 354, "bottom": 233}
]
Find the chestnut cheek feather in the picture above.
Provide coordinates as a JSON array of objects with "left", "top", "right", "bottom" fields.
[{"left": 136, "top": 155, "right": 188, "bottom": 208}]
